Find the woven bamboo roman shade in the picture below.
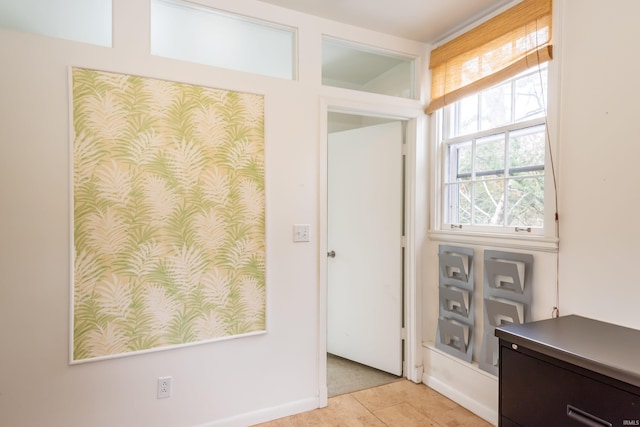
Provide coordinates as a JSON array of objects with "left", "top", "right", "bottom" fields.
[{"left": 425, "top": 0, "right": 552, "bottom": 114}]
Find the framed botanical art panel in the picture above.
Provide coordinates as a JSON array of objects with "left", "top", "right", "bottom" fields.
[{"left": 70, "top": 67, "right": 265, "bottom": 362}]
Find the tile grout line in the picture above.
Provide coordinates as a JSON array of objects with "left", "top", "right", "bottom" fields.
[
  {"left": 349, "top": 391, "right": 390, "bottom": 426},
  {"left": 349, "top": 382, "right": 448, "bottom": 427}
]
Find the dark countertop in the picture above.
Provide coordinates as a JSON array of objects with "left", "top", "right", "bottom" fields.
[{"left": 496, "top": 315, "right": 640, "bottom": 388}]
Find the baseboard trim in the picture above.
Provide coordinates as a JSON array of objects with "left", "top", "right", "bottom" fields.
[
  {"left": 196, "top": 397, "right": 319, "bottom": 427},
  {"left": 423, "top": 373, "right": 497, "bottom": 426},
  {"left": 422, "top": 343, "right": 498, "bottom": 426}
]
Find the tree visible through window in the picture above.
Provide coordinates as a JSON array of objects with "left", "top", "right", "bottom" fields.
[{"left": 441, "top": 65, "right": 548, "bottom": 233}]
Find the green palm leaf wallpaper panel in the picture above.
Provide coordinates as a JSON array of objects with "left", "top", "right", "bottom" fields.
[{"left": 71, "top": 68, "right": 265, "bottom": 362}]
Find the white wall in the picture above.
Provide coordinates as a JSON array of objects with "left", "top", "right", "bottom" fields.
[
  {"left": 556, "top": 0, "right": 640, "bottom": 330},
  {"left": 422, "top": 1, "right": 640, "bottom": 424},
  {"left": 0, "top": 1, "right": 426, "bottom": 426}
]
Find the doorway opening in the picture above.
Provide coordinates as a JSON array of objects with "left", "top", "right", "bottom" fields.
[
  {"left": 326, "top": 112, "right": 406, "bottom": 397},
  {"left": 327, "top": 353, "right": 402, "bottom": 397}
]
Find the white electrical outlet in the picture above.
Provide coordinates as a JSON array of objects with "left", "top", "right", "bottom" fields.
[{"left": 157, "top": 376, "right": 172, "bottom": 399}]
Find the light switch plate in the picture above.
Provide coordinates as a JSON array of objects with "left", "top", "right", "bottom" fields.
[{"left": 293, "top": 224, "right": 310, "bottom": 242}]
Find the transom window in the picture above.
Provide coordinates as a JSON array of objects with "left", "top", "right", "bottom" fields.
[
  {"left": 151, "top": 0, "right": 296, "bottom": 80},
  {"left": 0, "top": 0, "right": 112, "bottom": 47},
  {"left": 441, "top": 65, "right": 548, "bottom": 234}
]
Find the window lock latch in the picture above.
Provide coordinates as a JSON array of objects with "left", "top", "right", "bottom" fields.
[
  {"left": 515, "top": 227, "right": 532, "bottom": 232},
  {"left": 450, "top": 224, "right": 463, "bottom": 229}
]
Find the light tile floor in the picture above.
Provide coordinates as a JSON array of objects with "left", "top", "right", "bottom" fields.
[{"left": 253, "top": 379, "right": 494, "bottom": 426}]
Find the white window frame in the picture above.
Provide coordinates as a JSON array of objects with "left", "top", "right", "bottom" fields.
[
  {"left": 431, "top": 64, "right": 558, "bottom": 246},
  {"left": 321, "top": 36, "right": 417, "bottom": 99},
  {"left": 150, "top": 0, "right": 297, "bottom": 80},
  {"left": 0, "top": 0, "right": 112, "bottom": 47}
]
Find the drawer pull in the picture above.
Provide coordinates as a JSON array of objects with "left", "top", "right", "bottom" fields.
[{"left": 567, "top": 405, "right": 612, "bottom": 427}]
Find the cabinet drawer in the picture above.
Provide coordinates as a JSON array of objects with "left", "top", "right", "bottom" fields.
[{"left": 500, "top": 346, "right": 640, "bottom": 426}]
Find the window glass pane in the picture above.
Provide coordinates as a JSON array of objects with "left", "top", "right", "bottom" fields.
[
  {"left": 151, "top": 0, "right": 295, "bottom": 80},
  {"left": 508, "top": 125, "right": 545, "bottom": 176},
  {"left": 0, "top": 0, "right": 111, "bottom": 46},
  {"left": 456, "top": 93, "right": 478, "bottom": 136},
  {"left": 441, "top": 63, "right": 548, "bottom": 233},
  {"left": 480, "top": 81, "right": 511, "bottom": 130},
  {"left": 475, "top": 134, "right": 505, "bottom": 180},
  {"left": 444, "top": 183, "right": 456, "bottom": 223},
  {"left": 515, "top": 67, "right": 548, "bottom": 122},
  {"left": 507, "top": 176, "right": 544, "bottom": 227},
  {"left": 473, "top": 180, "right": 504, "bottom": 226},
  {"left": 322, "top": 38, "right": 415, "bottom": 99},
  {"left": 445, "top": 183, "right": 471, "bottom": 224},
  {"left": 447, "top": 141, "right": 472, "bottom": 181},
  {"left": 458, "top": 182, "right": 472, "bottom": 224}
]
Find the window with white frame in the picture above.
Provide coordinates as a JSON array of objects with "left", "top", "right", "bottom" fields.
[
  {"left": 440, "top": 65, "right": 548, "bottom": 234},
  {"left": 151, "top": 0, "right": 296, "bottom": 80},
  {"left": 322, "top": 37, "right": 416, "bottom": 99},
  {"left": 427, "top": 0, "right": 553, "bottom": 237},
  {"left": 0, "top": 0, "right": 112, "bottom": 47}
]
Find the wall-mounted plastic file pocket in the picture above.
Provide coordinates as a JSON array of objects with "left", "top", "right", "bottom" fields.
[
  {"left": 438, "top": 245, "right": 473, "bottom": 289},
  {"left": 437, "top": 318, "right": 471, "bottom": 360},
  {"left": 440, "top": 286, "right": 470, "bottom": 318},
  {"left": 484, "top": 298, "right": 524, "bottom": 327},
  {"left": 484, "top": 259, "right": 525, "bottom": 294},
  {"left": 480, "top": 250, "right": 533, "bottom": 376},
  {"left": 437, "top": 245, "right": 474, "bottom": 363},
  {"left": 439, "top": 253, "right": 469, "bottom": 283}
]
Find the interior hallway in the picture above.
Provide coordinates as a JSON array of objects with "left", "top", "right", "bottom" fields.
[{"left": 254, "top": 379, "right": 493, "bottom": 426}]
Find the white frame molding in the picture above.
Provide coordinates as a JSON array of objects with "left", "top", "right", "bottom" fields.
[{"left": 318, "top": 96, "right": 427, "bottom": 406}]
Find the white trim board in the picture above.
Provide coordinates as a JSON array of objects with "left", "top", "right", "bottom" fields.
[
  {"left": 196, "top": 397, "right": 319, "bottom": 427},
  {"left": 422, "top": 342, "right": 498, "bottom": 426},
  {"left": 319, "top": 96, "right": 427, "bottom": 405}
]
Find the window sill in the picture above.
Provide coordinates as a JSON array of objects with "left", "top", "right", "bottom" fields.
[{"left": 428, "top": 229, "right": 558, "bottom": 253}]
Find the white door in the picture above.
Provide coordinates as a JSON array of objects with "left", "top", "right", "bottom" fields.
[{"left": 327, "top": 120, "right": 403, "bottom": 376}]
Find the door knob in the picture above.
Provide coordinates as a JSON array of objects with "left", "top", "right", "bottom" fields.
[{"left": 327, "top": 250, "right": 336, "bottom": 258}]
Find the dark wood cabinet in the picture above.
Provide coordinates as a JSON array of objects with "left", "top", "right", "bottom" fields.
[{"left": 496, "top": 315, "right": 640, "bottom": 427}]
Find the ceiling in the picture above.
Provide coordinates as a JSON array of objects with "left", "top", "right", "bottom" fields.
[{"left": 257, "top": 0, "right": 515, "bottom": 44}]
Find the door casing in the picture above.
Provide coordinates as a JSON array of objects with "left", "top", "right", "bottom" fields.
[{"left": 318, "top": 97, "right": 426, "bottom": 407}]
